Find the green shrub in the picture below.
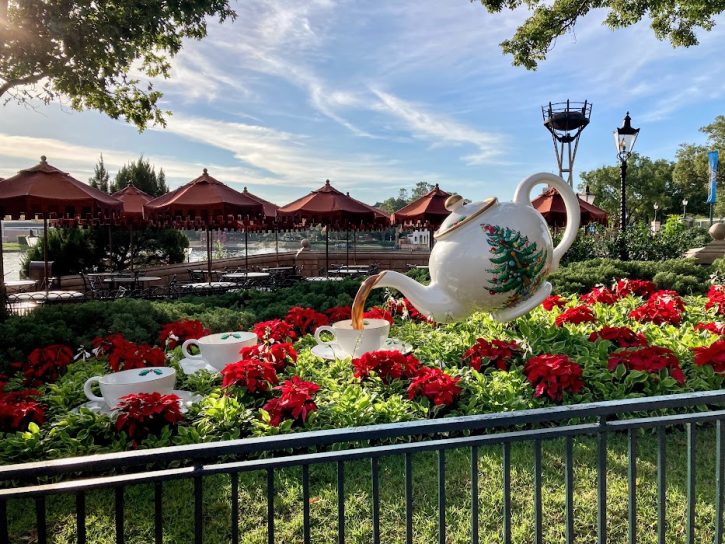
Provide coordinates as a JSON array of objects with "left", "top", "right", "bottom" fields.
[{"left": 550, "top": 258, "right": 710, "bottom": 295}]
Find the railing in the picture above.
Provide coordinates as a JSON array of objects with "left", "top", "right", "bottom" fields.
[{"left": 3, "top": 390, "right": 725, "bottom": 543}]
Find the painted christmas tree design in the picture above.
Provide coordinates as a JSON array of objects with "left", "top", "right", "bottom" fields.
[{"left": 482, "top": 224, "right": 547, "bottom": 305}]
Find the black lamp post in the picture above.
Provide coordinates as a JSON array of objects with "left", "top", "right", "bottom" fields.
[
  {"left": 682, "top": 198, "right": 688, "bottom": 218},
  {"left": 614, "top": 112, "right": 640, "bottom": 259}
]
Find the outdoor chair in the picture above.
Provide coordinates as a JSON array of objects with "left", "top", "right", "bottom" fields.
[{"left": 187, "top": 269, "right": 206, "bottom": 282}]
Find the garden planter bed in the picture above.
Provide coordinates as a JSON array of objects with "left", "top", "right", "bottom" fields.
[{"left": 2, "top": 279, "right": 725, "bottom": 463}]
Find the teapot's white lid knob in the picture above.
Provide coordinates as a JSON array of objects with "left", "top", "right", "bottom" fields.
[{"left": 444, "top": 194, "right": 463, "bottom": 211}]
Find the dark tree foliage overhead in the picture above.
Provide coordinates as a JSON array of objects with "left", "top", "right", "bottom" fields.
[
  {"left": 0, "top": 0, "right": 235, "bottom": 129},
  {"left": 476, "top": 0, "right": 723, "bottom": 69}
]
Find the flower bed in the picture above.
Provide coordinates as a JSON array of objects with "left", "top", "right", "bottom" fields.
[{"left": 2, "top": 280, "right": 725, "bottom": 464}]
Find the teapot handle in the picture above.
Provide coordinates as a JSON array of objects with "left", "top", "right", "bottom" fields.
[{"left": 513, "top": 172, "right": 580, "bottom": 271}]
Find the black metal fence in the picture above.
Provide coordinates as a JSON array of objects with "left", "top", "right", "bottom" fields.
[{"left": 3, "top": 390, "right": 725, "bottom": 543}]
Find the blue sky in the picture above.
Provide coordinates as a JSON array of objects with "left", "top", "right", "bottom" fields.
[{"left": 0, "top": 1, "right": 723, "bottom": 206}]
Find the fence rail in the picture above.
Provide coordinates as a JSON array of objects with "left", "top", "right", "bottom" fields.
[{"left": 3, "top": 390, "right": 725, "bottom": 543}]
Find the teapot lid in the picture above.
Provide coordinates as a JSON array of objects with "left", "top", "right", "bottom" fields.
[{"left": 434, "top": 195, "right": 497, "bottom": 240}]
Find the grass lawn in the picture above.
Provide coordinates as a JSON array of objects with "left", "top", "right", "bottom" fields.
[{"left": 6, "top": 425, "right": 721, "bottom": 543}]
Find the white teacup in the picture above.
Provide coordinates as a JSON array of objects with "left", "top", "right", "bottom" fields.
[
  {"left": 84, "top": 367, "right": 176, "bottom": 408},
  {"left": 181, "top": 331, "right": 257, "bottom": 371},
  {"left": 314, "top": 318, "right": 390, "bottom": 358}
]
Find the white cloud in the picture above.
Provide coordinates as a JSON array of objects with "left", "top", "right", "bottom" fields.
[{"left": 370, "top": 89, "right": 507, "bottom": 165}]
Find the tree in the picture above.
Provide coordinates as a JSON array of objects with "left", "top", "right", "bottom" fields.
[
  {"left": 476, "top": 1, "right": 724, "bottom": 69},
  {"left": 579, "top": 154, "right": 677, "bottom": 225},
  {"left": 111, "top": 157, "right": 168, "bottom": 197},
  {"left": 377, "top": 188, "right": 410, "bottom": 214},
  {"left": 89, "top": 154, "right": 110, "bottom": 193},
  {"left": 0, "top": 0, "right": 235, "bottom": 130},
  {"left": 411, "top": 182, "right": 435, "bottom": 200}
]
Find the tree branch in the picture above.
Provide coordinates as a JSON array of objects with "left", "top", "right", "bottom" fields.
[{"left": 0, "top": 72, "right": 46, "bottom": 98}]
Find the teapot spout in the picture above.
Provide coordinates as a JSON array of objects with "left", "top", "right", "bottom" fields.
[{"left": 362, "top": 270, "right": 464, "bottom": 323}]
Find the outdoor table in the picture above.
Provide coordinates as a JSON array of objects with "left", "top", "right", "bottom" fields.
[
  {"left": 307, "top": 276, "right": 344, "bottom": 282},
  {"left": 103, "top": 276, "right": 161, "bottom": 289},
  {"left": 4, "top": 280, "right": 37, "bottom": 292},
  {"left": 181, "top": 281, "right": 237, "bottom": 290},
  {"left": 328, "top": 269, "right": 366, "bottom": 276},
  {"left": 262, "top": 267, "right": 294, "bottom": 272},
  {"left": 222, "top": 272, "right": 270, "bottom": 280}
]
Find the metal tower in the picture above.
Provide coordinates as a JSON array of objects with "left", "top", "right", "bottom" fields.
[{"left": 542, "top": 100, "right": 592, "bottom": 186}]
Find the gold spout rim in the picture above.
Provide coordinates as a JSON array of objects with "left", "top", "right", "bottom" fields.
[{"left": 434, "top": 197, "right": 497, "bottom": 240}]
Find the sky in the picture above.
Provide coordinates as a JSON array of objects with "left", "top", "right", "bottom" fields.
[{"left": 0, "top": 0, "right": 723, "bottom": 207}]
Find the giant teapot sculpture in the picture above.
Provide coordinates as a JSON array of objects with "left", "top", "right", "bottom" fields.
[{"left": 354, "top": 172, "right": 580, "bottom": 325}]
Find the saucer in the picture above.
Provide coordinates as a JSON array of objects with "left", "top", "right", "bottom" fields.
[
  {"left": 179, "top": 357, "right": 219, "bottom": 375},
  {"left": 76, "top": 390, "right": 204, "bottom": 416},
  {"left": 310, "top": 338, "right": 413, "bottom": 360}
]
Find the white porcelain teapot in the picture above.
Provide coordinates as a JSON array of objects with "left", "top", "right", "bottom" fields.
[{"left": 364, "top": 172, "right": 580, "bottom": 323}]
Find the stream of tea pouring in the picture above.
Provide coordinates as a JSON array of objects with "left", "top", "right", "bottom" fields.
[{"left": 351, "top": 274, "right": 385, "bottom": 330}]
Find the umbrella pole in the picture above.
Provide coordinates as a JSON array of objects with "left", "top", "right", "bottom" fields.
[
  {"left": 129, "top": 224, "right": 134, "bottom": 271},
  {"left": 207, "top": 226, "right": 212, "bottom": 285},
  {"left": 429, "top": 226, "right": 434, "bottom": 250},
  {"left": 325, "top": 227, "right": 329, "bottom": 278},
  {"left": 245, "top": 229, "right": 249, "bottom": 270},
  {"left": 108, "top": 223, "right": 113, "bottom": 270},
  {"left": 275, "top": 227, "right": 279, "bottom": 266},
  {"left": 0, "top": 219, "right": 6, "bottom": 319},
  {"left": 43, "top": 214, "right": 49, "bottom": 295},
  {"left": 346, "top": 229, "right": 349, "bottom": 267},
  {"left": 353, "top": 231, "right": 357, "bottom": 265}
]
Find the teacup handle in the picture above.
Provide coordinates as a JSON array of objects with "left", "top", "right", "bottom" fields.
[
  {"left": 181, "top": 339, "right": 202, "bottom": 359},
  {"left": 314, "top": 326, "right": 337, "bottom": 347},
  {"left": 83, "top": 376, "right": 104, "bottom": 403}
]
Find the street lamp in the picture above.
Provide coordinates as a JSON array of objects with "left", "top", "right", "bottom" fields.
[
  {"left": 653, "top": 202, "right": 659, "bottom": 223},
  {"left": 682, "top": 198, "right": 688, "bottom": 218},
  {"left": 614, "top": 112, "right": 640, "bottom": 259}
]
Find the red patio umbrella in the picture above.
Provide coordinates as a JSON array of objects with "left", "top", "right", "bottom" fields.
[
  {"left": 278, "top": 180, "right": 389, "bottom": 274},
  {"left": 112, "top": 183, "right": 154, "bottom": 270},
  {"left": 531, "top": 187, "right": 608, "bottom": 228},
  {"left": 144, "top": 169, "right": 264, "bottom": 281},
  {"left": 391, "top": 184, "right": 451, "bottom": 249},
  {"left": 0, "top": 156, "right": 122, "bottom": 295}
]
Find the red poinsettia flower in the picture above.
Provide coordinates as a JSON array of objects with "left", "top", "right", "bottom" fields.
[
  {"left": 407, "top": 367, "right": 461, "bottom": 407},
  {"left": 462, "top": 338, "right": 522, "bottom": 371},
  {"left": 239, "top": 342, "right": 298, "bottom": 372},
  {"left": 706, "top": 285, "right": 725, "bottom": 315},
  {"left": 158, "top": 319, "right": 210, "bottom": 350},
  {"left": 326, "top": 306, "right": 352, "bottom": 323},
  {"left": 94, "top": 334, "right": 165, "bottom": 372},
  {"left": 252, "top": 320, "right": 298, "bottom": 343},
  {"left": 0, "top": 389, "right": 45, "bottom": 432},
  {"left": 262, "top": 377, "right": 320, "bottom": 427},
  {"left": 615, "top": 279, "right": 656, "bottom": 298},
  {"left": 363, "top": 307, "right": 394, "bottom": 325},
  {"left": 694, "top": 322, "right": 725, "bottom": 336},
  {"left": 523, "top": 354, "right": 584, "bottom": 401},
  {"left": 628, "top": 292, "right": 683, "bottom": 326},
  {"left": 222, "top": 359, "right": 279, "bottom": 393},
  {"left": 352, "top": 350, "right": 421, "bottom": 383},
  {"left": 692, "top": 339, "right": 725, "bottom": 373},
  {"left": 580, "top": 286, "right": 619, "bottom": 305},
  {"left": 608, "top": 346, "right": 685, "bottom": 385},
  {"left": 555, "top": 305, "right": 597, "bottom": 327},
  {"left": 649, "top": 290, "right": 685, "bottom": 312},
  {"left": 588, "top": 326, "right": 648, "bottom": 348},
  {"left": 22, "top": 344, "right": 74, "bottom": 386},
  {"left": 284, "top": 306, "right": 329, "bottom": 336},
  {"left": 542, "top": 295, "right": 567, "bottom": 311},
  {"left": 115, "top": 392, "right": 184, "bottom": 447}
]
